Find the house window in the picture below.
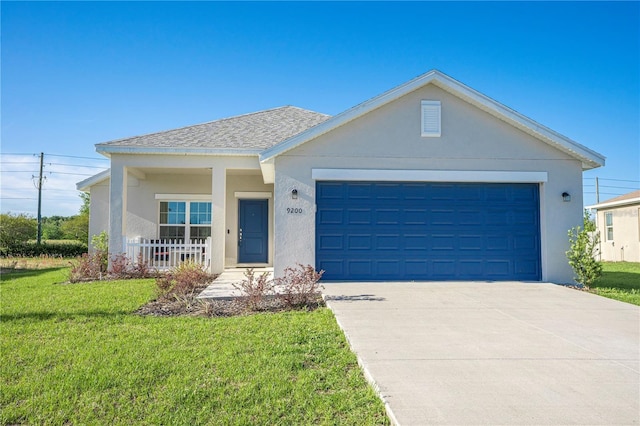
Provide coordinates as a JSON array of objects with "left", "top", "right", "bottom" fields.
[
  {"left": 605, "top": 212, "right": 613, "bottom": 241},
  {"left": 421, "top": 100, "right": 441, "bottom": 137},
  {"left": 159, "top": 201, "right": 211, "bottom": 242}
]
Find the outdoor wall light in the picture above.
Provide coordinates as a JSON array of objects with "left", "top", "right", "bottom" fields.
[
  {"left": 291, "top": 189, "right": 298, "bottom": 199},
  {"left": 562, "top": 192, "right": 571, "bottom": 202}
]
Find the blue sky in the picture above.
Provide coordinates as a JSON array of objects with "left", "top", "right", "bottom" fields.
[{"left": 2, "top": 1, "right": 638, "bottom": 216}]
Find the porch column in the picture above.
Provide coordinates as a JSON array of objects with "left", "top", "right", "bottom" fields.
[
  {"left": 108, "top": 163, "right": 127, "bottom": 258},
  {"left": 210, "top": 166, "right": 226, "bottom": 274}
]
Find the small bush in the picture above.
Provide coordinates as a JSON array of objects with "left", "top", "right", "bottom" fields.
[
  {"left": 108, "top": 253, "right": 131, "bottom": 279},
  {"left": 232, "top": 268, "right": 276, "bottom": 311},
  {"left": 275, "top": 264, "right": 324, "bottom": 308},
  {"left": 567, "top": 210, "right": 602, "bottom": 289},
  {"left": 2, "top": 241, "right": 88, "bottom": 258},
  {"left": 69, "top": 252, "right": 107, "bottom": 283},
  {"left": 69, "top": 251, "right": 156, "bottom": 283},
  {"left": 156, "top": 261, "right": 212, "bottom": 298}
]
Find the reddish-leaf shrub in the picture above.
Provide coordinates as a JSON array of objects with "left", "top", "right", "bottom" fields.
[
  {"left": 275, "top": 263, "right": 324, "bottom": 308},
  {"left": 156, "top": 261, "right": 213, "bottom": 298},
  {"left": 70, "top": 251, "right": 156, "bottom": 282},
  {"left": 232, "top": 268, "right": 276, "bottom": 311},
  {"left": 69, "top": 251, "right": 108, "bottom": 283},
  {"left": 108, "top": 253, "right": 131, "bottom": 279}
]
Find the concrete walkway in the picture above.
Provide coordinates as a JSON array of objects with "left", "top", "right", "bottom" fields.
[
  {"left": 322, "top": 282, "right": 640, "bottom": 425},
  {"left": 197, "top": 267, "right": 274, "bottom": 299}
]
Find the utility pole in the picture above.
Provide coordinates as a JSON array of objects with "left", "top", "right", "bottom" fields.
[
  {"left": 595, "top": 177, "right": 600, "bottom": 203},
  {"left": 36, "top": 152, "right": 44, "bottom": 245}
]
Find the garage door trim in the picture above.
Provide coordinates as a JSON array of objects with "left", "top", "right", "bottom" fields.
[{"left": 312, "top": 168, "right": 548, "bottom": 183}]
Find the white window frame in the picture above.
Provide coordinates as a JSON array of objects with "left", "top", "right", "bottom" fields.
[
  {"left": 421, "top": 100, "right": 441, "bottom": 137},
  {"left": 605, "top": 212, "right": 613, "bottom": 241},
  {"left": 157, "top": 199, "right": 212, "bottom": 242}
]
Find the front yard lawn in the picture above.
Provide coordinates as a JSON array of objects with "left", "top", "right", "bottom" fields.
[
  {"left": 590, "top": 262, "right": 640, "bottom": 306},
  {"left": 0, "top": 268, "right": 388, "bottom": 425}
]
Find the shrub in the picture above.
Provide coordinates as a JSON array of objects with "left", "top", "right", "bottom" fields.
[
  {"left": 69, "top": 252, "right": 107, "bottom": 283},
  {"left": 275, "top": 264, "right": 324, "bottom": 308},
  {"left": 566, "top": 210, "right": 602, "bottom": 288},
  {"left": 232, "top": 268, "right": 276, "bottom": 311},
  {"left": 4, "top": 241, "right": 88, "bottom": 258},
  {"left": 108, "top": 253, "right": 131, "bottom": 279},
  {"left": 0, "top": 213, "right": 37, "bottom": 248},
  {"left": 69, "top": 251, "right": 155, "bottom": 283},
  {"left": 156, "top": 261, "right": 212, "bottom": 298}
]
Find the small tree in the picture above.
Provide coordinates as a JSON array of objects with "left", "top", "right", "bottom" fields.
[
  {"left": 0, "top": 213, "right": 37, "bottom": 248},
  {"left": 566, "top": 209, "right": 602, "bottom": 288}
]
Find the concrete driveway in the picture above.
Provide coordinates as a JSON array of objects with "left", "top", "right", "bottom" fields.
[{"left": 322, "top": 282, "right": 639, "bottom": 425}]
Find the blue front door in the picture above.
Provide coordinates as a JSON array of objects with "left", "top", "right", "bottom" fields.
[{"left": 238, "top": 199, "right": 269, "bottom": 263}]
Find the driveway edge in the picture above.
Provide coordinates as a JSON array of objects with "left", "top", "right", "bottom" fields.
[{"left": 323, "top": 294, "right": 400, "bottom": 426}]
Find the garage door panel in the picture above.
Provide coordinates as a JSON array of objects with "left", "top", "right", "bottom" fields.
[
  {"left": 347, "top": 235, "right": 372, "bottom": 250},
  {"left": 405, "top": 260, "right": 429, "bottom": 275},
  {"left": 459, "top": 235, "right": 483, "bottom": 250},
  {"left": 432, "top": 235, "right": 455, "bottom": 250},
  {"left": 432, "top": 260, "right": 456, "bottom": 276},
  {"left": 405, "top": 234, "right": 429, "bottom": 250},
  {"left": 317, "top": 182, "right": 343, "bottom": 200},
  {"left": 317, "top": 208, "right": 343, "bottom": 225},
  {"left": 486, "top": 235, "right": 509, "bottom": 251},
  {"left": 376, "top": 234, "right": 400, "bottom": 250},
  {"left": 376, "top": 209, "right": 400, "bottom": 224},
  {"left": 347, "top": 183, "right": 372, "bottom": 199},
  {"left": 347, "top": 260, "right": 372, "bottom": 276},
  {"left": 405, "top": 209, "right": 428, "bottom": 225},
  {"left": 376, "top": 184, "right": 402, "bottom": 200},
  {"left": 347, "top": 209, "right": 372, "bottom": 225},
  {"left": 317, "top": 234, "right": 343, "bottom": 250},
  {"left": 376, "top": 260, "right": 401, "bottom": 276},
  {"left": 316, "top": 182, "right": 541, "bottom": 281}
]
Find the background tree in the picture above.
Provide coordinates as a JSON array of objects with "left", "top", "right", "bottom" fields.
[
  {"left": 79, "top": 192, "right": 90, "bottom": 216},
  {"left": 42, "top": 216, "right": 69, "bottom": 240},
  {"left": 0, "top": 213, "right": 38, "bottom": 248},
  {"left": 60, "top": 192, "right": 90, "bottom": 243}
]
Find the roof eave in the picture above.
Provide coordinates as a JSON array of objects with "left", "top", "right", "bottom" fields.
[
  {"left": 77, "top": 168, "right": 111, "bottom": 192},
  {"left": 587, "top": 197, "right": 640, "bottom": 210},
  {"left": 96, "top": 145, "right": 262, "bottom": 157}
]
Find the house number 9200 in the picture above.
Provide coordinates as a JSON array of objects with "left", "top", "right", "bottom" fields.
[{"left": 286, "top": 208, "right": 303, "bottom": 214}]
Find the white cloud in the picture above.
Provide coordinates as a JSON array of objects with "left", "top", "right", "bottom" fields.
[{"left": 1, "top": 154, "right": 108, "bottom": 217}]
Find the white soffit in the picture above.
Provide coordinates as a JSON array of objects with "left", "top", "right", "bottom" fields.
[
  {"left": 311, "top": 169, "right": 548, "bottom": 183},
  {"left": 154, "top": 194, "right": 212, "bottom": 200},
  {"left": 234, "top": 192, "right": 273, "bottom": 199}
]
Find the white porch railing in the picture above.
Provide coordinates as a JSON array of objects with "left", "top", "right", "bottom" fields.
[{"left": 124, "top": 237, "right": 212, "bottom": 271}]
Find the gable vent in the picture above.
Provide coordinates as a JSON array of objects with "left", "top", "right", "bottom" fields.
[{"left": 421, "top": 100, "right": 441, "bottom": 137}]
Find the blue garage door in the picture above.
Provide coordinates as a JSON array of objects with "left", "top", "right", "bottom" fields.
[{"left": 316, "top": 182, "right": 541, "bottom": 281}]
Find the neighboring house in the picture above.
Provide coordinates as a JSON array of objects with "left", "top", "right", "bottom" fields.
[
  {"left": 77, "top": 70, "right": 605, "bottom": 283},
  {"left": 587, "top": 190, "right": 640, "bottom": 262}
]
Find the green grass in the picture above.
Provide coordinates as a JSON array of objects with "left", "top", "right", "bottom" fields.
[
  {"left": 590, "top": 262, "right": 640, "bottom": 306},
  {"left": 1, "top": 269, "right": 388, "bottom": 425}
]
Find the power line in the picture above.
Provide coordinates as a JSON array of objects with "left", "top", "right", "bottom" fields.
[
  {"left": 47, "top": 163, "right": 107, "bottom": 169},
  {"left": 44, "top": 154, "right": 109, "bottom": 161}
]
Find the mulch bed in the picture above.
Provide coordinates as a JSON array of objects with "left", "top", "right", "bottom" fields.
[{"left": 135, "top": 283, "right": 325, "bottom": 318}]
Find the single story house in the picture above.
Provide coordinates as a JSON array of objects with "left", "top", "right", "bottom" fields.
[
  {"left": 587, "top": 190, "right": 640, "bottom": 262},
  {"left": 77, "top": 70, "right": 605, "bottom": 283}
]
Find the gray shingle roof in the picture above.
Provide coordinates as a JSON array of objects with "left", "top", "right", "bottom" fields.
[{"left": 96, "top": 106, "right": 330, "bottom": 151}]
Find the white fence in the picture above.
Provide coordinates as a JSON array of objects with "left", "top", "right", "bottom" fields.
[{"left": 124, "top": 237, "right": 212, "bottom": 270}]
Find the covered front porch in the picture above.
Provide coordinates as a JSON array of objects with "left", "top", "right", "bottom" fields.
[{"left": 107, "top": 155, "right": 274, "bottom": 274}]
